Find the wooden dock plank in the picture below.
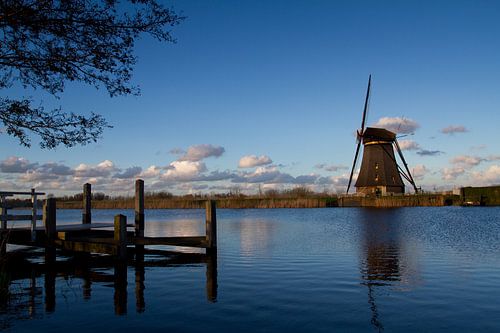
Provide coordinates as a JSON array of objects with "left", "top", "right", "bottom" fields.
[
  {"left": 7, "top": 222, "right": 134, "bottom": 232},
  {"left": 54, "top": 239, "right": 117, "bottom": 255},
  {"left": 132, "top": 236, "right": 208, "bottom": 248},
  {"left": 58, "top": 229, "right": 134, "bottom": 241},
  {"left": 52, "top": 223, "right": 125, "bottom": 231},
  {"left": 0, "top": 214, "right": 43, "bottom": 221},
  {"left": 0, "top": 191, "right": 45, "bottom": 196}
]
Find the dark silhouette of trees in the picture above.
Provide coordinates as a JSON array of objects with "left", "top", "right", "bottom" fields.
[{"left": 0, "top": 0, "right": 184, "bottom": 148}]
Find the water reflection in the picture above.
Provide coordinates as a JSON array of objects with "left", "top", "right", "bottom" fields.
[
  {"left": 0, "top": 247, "right": 217, "bottom": 324},
  {"left": 357, "top": 209, "right": 417, "bottom": 332},
  {"left": 238, "top": 218, "right": 276, "bottom": 256}
]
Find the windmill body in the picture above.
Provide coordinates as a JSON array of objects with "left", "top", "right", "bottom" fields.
[
  {"left": 355, "top": 127, "right": 405, "bottom": 195},
  {"left": 346, "top": 75, "right": 418, "bottom": 195}
]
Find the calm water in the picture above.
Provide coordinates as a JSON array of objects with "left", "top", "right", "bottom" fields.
[{"left": 1, "top": 207, "right": 499, "bottom": 332}]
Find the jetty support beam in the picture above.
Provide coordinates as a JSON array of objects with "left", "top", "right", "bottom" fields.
[
  {"left": 114, "top": 214, "right": 127, "bottom": 260},
  {"left": 31, "top": 188, "right": 37, "bottom": 241},
  {"left": 83, "top": 183, "right": 91, "bottom": 224},
  {"left": 206, "top": 251, "right": 218, "bottom": 302},
  {"left": 43, "top": 198, "right": 57, "bottom": 243},
  {"left": 0, "top": 195, "right": 7, "bottom": 255},
  {"left": 205, "top": 200, "right": 217, "bottom": 252},
  {"left": 43, "top": 197, "right": 57, "bottom": 262},
  {"left": 135, "top": 179, "right": 145, "bottom": 257}
]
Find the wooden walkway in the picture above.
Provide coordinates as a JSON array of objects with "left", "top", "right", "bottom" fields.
[{"left": 1, "top": 180, "right": 218, "bottom": 259}]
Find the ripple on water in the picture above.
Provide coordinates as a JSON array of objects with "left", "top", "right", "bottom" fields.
[{"left": 1, "top": 207, "right": 499, "bottom": 332}]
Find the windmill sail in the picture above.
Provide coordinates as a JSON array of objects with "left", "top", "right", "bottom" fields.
[{"left": 346, "top": 75, "right": 371, "bottom": 194}]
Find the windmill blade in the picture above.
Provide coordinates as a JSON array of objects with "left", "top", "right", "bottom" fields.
[
  {"left": 394, "top": 139, "right": 419, "bottom": 193},
  {"left": 346, "top": 139, "right": 362, "bottom": 194},
  {"left": 379, "top": 143, "right": 413, "bottom": 183},
  {"left": 360, "top": 74, "right": 371, "bottom": 134}
]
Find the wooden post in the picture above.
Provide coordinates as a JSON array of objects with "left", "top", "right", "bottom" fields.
[
  {"left": 83, "top": 277, "right": 92, "bottom": 300},
  {"left": 135, "top": 179, "right": 145, "bottom": 256},
  {"left": 114, "top": 213, "right": 128, "bottom": 314},
  {"left": 206, "top": 251, "right": 218, "bottom": 302},
  {"left": 43, "top": 197, "right": 57, "bottom": 266},
  {"left": 29, "top": 271, "right": 36, "bottom": 318},
  {"left": 114, "top": 261, "right": 128, "bottom": 315},
  {"left": 82, "top": 183, "right": 91, "bottom": 224},
  {"left": 0, "top": 195, "right": 6, "bottom": 255},
  {"left": 0, "top": 195, "right": 7, "bottom": 230},
  {"left": 44, "top": 263, "right": 56, "bottom": 313},
  {"left": 31, "top": 188, "right": 37, "bottom": 241},
  {"left": 43, "top": 198, "right": 57, "bottom": 242},
  {"left": 114, "top": 214, "right": 127, "bottom": 260},
  {"left": 135, "top": 260, "right": 145, "bottom": 313},
  {"left": 205, "top": 200, "right": 217, "bottom": 250}
]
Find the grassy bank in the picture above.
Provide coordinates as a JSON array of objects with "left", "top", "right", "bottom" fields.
[
  {"left": 37, "top": 185, "right": 500, "bottom": 209},
  {"left": 57, "top": 196, "right": 339, "bottom": 209},
  {"left": 338, "top": 194, "right": 462, "bottom": 207}
]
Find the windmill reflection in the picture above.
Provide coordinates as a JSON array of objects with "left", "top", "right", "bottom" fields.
[
  {"left": 359, "top": 209, "right": 404, "bottom": 332},
  {"left": 0, "top": 247, "right": 217, "bottom": 320}
]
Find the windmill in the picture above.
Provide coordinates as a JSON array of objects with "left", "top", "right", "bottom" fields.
[{"left": 346, "top": 75, "right": 418, "bottom": 195}]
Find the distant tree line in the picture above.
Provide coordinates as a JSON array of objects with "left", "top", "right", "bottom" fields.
[{"left": 55, "top": 186, "right": 335, "bottom": 202}]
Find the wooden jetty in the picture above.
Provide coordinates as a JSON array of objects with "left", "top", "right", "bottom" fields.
[{"left": 1, "top": 179, "right": 217, "bottom": 259}]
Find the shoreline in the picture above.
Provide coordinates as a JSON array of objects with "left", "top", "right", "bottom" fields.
[{"left": 55, "top": 193, "right": 499, "bottom": 209}]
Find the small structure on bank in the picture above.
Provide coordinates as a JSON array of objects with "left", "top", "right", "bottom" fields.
[{"left": 346, "top": 75, "right": 418, "bottom": 196}]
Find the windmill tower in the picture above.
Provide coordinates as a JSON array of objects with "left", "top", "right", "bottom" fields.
[{"left": 346, "top": 76, "right": 418, "bottom": 196}]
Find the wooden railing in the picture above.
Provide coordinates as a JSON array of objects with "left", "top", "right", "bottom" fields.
[{"left": 0, "top": 189, "right": 46, "bottom": 241}]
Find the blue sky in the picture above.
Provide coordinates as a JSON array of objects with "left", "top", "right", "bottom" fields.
[{"left": 1, "top": 0, "right": 499, "bottom": 195}]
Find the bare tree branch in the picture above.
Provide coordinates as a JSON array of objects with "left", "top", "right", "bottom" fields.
[{"left": 0, "top": 0, "right": 184, "bottom": 148}]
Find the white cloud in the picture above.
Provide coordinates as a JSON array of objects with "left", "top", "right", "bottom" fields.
[
  {"left": 94, "top": 178, "right": 134, "bottom": 193},
  {"left": 161, "top": 160, "right": 207, "bottom": 181},
  {"left": 0, "top": 156, "right": 38, "bottom": 173},
  {"left": 113, "top": 166, "right": 142, "bottom": 179},
  {"left": 74, "top": 160, "right": 117, "bottom": 178},
  {"left": 398, "top": 140, "right": 421, "bottom": 151},
  {"left": 317, "top": 170, "right": 355, "bottom": 191},
  {"left": 37, "top": 162, "right": 74, "bottom": 176},
  {"left": 196, "top": 170, "right": 236, "bottom": 181},
  {"left": 441, "top": 167, "right": 465, "bottom": 181},
  {"left": 294, "top": 174, "right": 320, "bottom": 184},
  {"left": 140, "top": 165, "right": 161, "bottom": 178},
  {"left": 441, "top": 125, "right": 468, "bottom": 135},
  {"left": 233, "top": 166, "right": 293, "bottom": 184},
  {"left": 471, "top": 165, "right": 500, "bottom": 185},
  {"left": 179, "top": 144, "right": 225, "bottom": 161},
  {"left": 372, "top": 117, "right": 419, "bottom": 134},
  {"left": 450, "top": 155, "right": 483, "bottom": 168},
  {"left": 486, "top": 155, "right": 500, "bottom": 162},
  {"left": 20, "top": 171, "right": 60, "bottom": 182},
  {"left": 232, "top": 166, "right": 319, "bottom": 185},
  {"left": 238, "top": 155, "right": 273, "bottom": 168},
  {"left": 0, "top": 179, "right": 24, "bottom": 191},
  {"left": 412, "top": 164, "right": 428, "bottom": 180}
]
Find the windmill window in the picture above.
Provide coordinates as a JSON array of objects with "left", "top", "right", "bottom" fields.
[
  {"left": 375, "top": 163, "right": 379, "bottom": 170},
  {"left": 375, "top": 174, "right": 379, "bottom": 182}
]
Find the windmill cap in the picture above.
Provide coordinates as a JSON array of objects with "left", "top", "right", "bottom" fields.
[{"left": 363, "top": 127, "right": 397, "bottom": 142}]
